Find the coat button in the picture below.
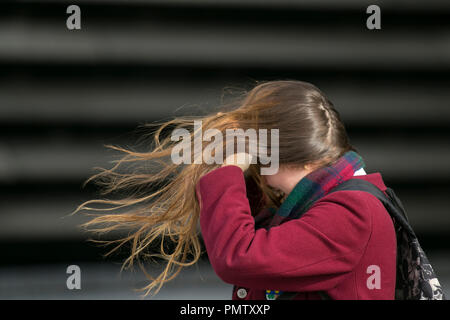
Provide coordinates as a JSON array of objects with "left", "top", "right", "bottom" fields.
[{"left": 237, "top": 288, "right": 247, "bottom": 299}]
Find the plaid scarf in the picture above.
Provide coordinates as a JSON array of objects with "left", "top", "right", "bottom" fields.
[
  {"left": 267, "top": 150, "right": 365, "bottom": 228},
  {"left": 263, "top": 150, "right": 365, "bottom": 299}
]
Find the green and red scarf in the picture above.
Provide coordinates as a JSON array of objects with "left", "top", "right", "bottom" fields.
[{"left": 267, "top": 150, "right": 365, "bottom": 228}]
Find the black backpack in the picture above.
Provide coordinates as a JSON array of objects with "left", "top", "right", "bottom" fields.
[{"left": 279, "top": 178, "right": 446, "bottom": 300}]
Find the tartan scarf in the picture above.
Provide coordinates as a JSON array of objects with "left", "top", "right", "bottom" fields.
[
  {"left": 268, "top": 150, "right": 365, "bottom": 228},
  {"left": 263, "top": 150, "right": 365, "bottom": 300}
]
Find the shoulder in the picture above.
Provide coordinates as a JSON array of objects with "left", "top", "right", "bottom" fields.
[
  {"left": 296, "top": 189, "right": 383, "bottom": 249},
  {"left": 303, "top": 173, "right": 389, "bottom": 226},
  {"left": 318, "top": 187, "right": 386, "bottom": 215}
]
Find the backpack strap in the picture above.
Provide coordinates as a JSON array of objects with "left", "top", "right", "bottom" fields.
[{"left": 327, "top": 178, "right": 416, "bottom": 239}]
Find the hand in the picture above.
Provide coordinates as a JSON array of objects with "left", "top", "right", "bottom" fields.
[{"left": 221, "top": 152, "right": 253, "bottom": 172}]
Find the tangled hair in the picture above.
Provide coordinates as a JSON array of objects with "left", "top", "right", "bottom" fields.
[{"left": 73, "top": 80, "right": 356, "bottom": 296}]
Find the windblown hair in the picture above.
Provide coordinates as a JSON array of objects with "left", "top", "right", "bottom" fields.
[{"left": 74, "top": 80, "right": 356, "bottom": 296}]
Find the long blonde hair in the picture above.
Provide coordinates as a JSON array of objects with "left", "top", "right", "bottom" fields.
[{"left": 74, "top": 80, "right": 356, "bottom": 296}]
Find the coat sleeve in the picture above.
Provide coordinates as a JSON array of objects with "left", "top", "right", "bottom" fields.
[{"left": 196, "top": 165, "right": 374, "bottom": 292}]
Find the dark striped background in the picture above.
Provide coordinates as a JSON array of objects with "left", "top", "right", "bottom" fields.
[{"left": 0, "top": 0, "right": 449, "bottom": 299}]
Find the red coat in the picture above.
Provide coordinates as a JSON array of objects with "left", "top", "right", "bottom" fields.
[{"left": 196, "top": 165, "right": 397, "bottom": 300}]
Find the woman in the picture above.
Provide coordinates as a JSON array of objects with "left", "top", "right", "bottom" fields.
[{"left": 76, "top": 80, "right": 397, "bottom": 300}]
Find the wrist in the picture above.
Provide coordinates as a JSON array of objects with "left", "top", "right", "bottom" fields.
[{"left": 222, "top": 153, "right": 253, "bottom": 172}]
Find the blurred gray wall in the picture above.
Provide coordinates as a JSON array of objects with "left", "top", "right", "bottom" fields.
[{"left": 0, "top": 0, "right": 449, "bottom": 299}]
